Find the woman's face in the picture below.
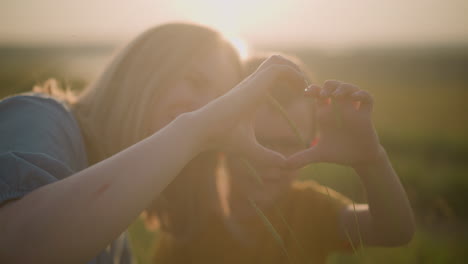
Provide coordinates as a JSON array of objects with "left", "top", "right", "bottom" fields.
[{"left": 151, "top": 45, "right": 240, "bottom": 132}]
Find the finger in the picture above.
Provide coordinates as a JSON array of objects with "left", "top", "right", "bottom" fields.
[
  {"left": 209, "top": 64, "right": 305, "bottom": 117},
  {"left": 285, "top": 147, "right": 322, "bottom": 169},
  {"left": 243, "top": 141, "right": 287, "bottom": 168},
  {"left": 351, "top": 90, "right": 374, "bottom": 112},
  {"left": 321, "top": 80, "right": 342, "bottom": 98},
  {"left": 304, "top": 84, "right": 321, "bottom": 98},
  {"left": 305, "top": 84, "right": 328, "bottom": 107},
  {"left": 332, "top": 83, "right": 360, "bottom": 98},
  {"left": 256, "top": 64, "right": 308, "bottom": 94},
  {"left": 257, "top": 54, "right": 303, "bottom": 75},
  {"left": 332, "top": 83, "right": 360, "bottom": 110}
]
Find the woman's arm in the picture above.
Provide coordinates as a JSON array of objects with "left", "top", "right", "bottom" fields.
[
  {"left": 0, "top": 55, "right": 307, "bottom": 263},
  {"left": 0, "top": 114, "right": 202, "bottom": 263},
  {"left": 287, "top": 80, "right": 415, "bottom": 247},
  {"left": 341, "top": 149, "right": 415, "bottom": 247}
]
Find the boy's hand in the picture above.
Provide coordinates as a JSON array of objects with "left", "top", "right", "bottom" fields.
[{"left": 287, "top": 80, "right": 384, "bottom": 169}]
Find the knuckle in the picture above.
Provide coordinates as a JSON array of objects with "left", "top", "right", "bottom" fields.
[
  {"left": 310, "top": 85, "right": 321, "bottom": 92},
  {"left": 265, "top": 55, "right": 283, "bottom": 65},
  {"left": 362, "top": 91, "right": 374, "bottom": 103},
  {"left": 271, "top": 64, "right": 288, "bottom": 73},
  {"left": 264, "top": 64, "right": 279, "bottom": 73},
  {"left": 363, "top": 90, "right": 372, "bottom": 97},
  {"left": 339, "top": 83, "right": 359, "bottom": 91},
  {"left": 257, "top": 64, "right": 283, "bottom": 79},
  {"left": 270, "top": 54, "right": 284, "bottom": 61},
  {"left": 324, "top": 80, "right": 341, "bottom": 89}
]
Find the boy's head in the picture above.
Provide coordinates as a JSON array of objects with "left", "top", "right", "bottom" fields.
[{"left": 226, "top": 53, "right": 316, "bottom": 207}]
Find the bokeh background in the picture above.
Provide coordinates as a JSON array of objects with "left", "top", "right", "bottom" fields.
[{"left": 1, "top": 0, "right": 468, "bottom": 263}]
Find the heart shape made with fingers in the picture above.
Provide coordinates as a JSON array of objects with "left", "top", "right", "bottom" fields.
[
  {"left": 220, "top": 55, "right": 379, "bottom": 178},
  {"left": 245, "top": 72, "right": 379, "bottom": 175},
  {"left": 283, "top": 80, "right": 380, "bottom": 170},
  {"left": 233, "top": 56, "right": 314, "bottom": 185},
  {"left": 252, "top": 54, "right": 315, "bottom": 159},
  {"left": 216, "top": 54, "right": 311, "bottom": 169}
]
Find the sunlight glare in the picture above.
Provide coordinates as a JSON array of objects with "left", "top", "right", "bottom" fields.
[{"left": 227, "top": 36, "right": 249, "bottom": 60}]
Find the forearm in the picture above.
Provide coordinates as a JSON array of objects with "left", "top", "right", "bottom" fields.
[
  {"left": 352, "top": 148, "right": 415, "bottom": 245},
  {"left": 0, "top": 113, "right": 202, "bottom": 263}
]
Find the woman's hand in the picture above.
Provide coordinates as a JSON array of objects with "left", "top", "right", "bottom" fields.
[
  {"left": 192, "top": 55, "right": 309, "bottom": 167},
  {"left": 287, "top": 80, "right": 384, "bottom": 169}
]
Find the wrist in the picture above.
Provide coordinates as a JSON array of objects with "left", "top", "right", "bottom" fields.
[{"left": 171, "top": 112, "right": 207, "bottom": 155}]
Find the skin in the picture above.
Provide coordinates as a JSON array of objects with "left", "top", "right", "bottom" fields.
[
  {"left": 0, "top": 54, "right": 307, "bottom": 263},
  {"left": 227, "top": 99, "right": 313, "bottom": 211},
  {"left": 227, "top": 80, "right": 415, "bottom": 248},
  {"left": 151, "top": 46, "right": 239, "bottom": 132}
]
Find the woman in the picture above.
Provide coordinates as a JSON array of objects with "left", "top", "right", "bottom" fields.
[
  {"left": 147, "top": 54, "right": 414, "bottom": 264},
  {"left": 222, "top": 55, "right": 415, "bottom": 264},
  {"left": 0, "top": 23, "right": 306, "bottom": 263}
]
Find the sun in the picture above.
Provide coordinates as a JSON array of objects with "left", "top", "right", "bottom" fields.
[
  {"left": 166, "top": 0, "right": 264, "bottom": 60},
  {"left": 226, "top": 36, "right": 249, "bottom": 60}
]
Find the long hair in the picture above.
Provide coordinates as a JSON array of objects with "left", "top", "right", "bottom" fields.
[
  {"left": 144, "top": 151, "right": 223, "bottom": 244},
  {"left": 31, "top": 23, "right": 244, "bottom": 243},
  {"left": 32, "top": 22, "right": 242, "bottom": 246},
  {"left": 72, "top": 22, "right": 241, "bottom": 164},
  {"left": 66, "top": 23, "right": 242, "bottom": 243}
]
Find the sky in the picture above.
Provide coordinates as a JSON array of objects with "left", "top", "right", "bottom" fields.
[{"left": 1, "top": 0, "right": 468, "bottom": 49}]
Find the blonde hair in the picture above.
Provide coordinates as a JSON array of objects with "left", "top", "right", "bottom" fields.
[
  {"left": 70, "top": 23, "right": 242, "bottom": 242},
  {"left": 71, "top": 23, "right": 241, "bottom": 164},
  {"left": 32, "top": 22, "right": 242, "bottom": 245},
  {"left": 33, "top": 78, "right": 77, "bottom": 103}
]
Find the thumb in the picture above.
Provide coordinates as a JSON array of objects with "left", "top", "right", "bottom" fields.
[
  {"left": 242, "top": 141, "right": 287, "bottom": 168},
  {"left": 286, "top": 147, "right": 322, "bottom": 169}
]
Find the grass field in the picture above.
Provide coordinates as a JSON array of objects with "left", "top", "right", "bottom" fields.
[{"left": 1, "top": 44, "right": 467, "bottom": 263}]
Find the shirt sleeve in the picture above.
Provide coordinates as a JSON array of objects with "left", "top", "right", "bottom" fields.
[{"left": 0, "top": 94, "right": 88, "bottom": 205}]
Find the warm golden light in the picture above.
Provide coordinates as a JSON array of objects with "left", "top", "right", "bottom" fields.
[
  {"left": 3, "top": 0, "right": 467, "bottom": 48},
  {"left": 227, "top": 37, "right": 249, "bottom": 60}
]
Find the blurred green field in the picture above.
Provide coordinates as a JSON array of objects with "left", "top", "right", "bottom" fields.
[{"left": 1, "top": 45, "right": 467, "bottom": 263}]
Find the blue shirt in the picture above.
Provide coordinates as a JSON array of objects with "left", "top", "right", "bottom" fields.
[{"left": 0, "top": 93, "right": 133, "bottom": 264}]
